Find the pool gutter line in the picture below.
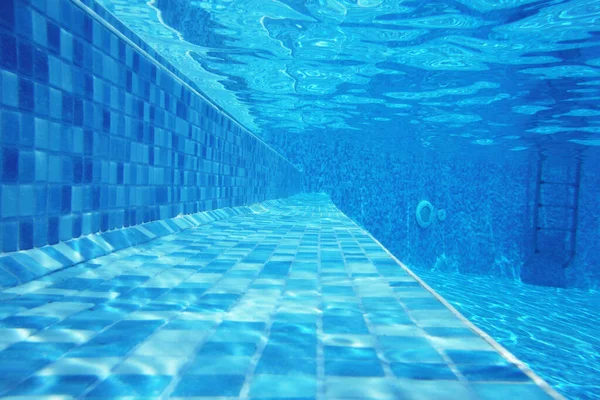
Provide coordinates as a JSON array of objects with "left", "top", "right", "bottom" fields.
[{"left": 342, "top": 210, "right": 566, "bottom": 400}]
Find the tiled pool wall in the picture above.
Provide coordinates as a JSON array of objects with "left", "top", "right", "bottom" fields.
[
  {"left": 271, "top": 133, "right": 600, "bottom": 290},
  {"left": 570, "top": 147, "right": 600, "bottom": 289},
  {"left": 0, "top": 0, "right": 302, "bottom": 254}
]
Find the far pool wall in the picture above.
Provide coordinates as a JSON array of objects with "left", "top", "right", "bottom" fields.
[
  {"left": 273, "top": 132, "right": 600, "bottom": 290},
  {"left": 271, "top": 132, "right": 537, "bottom": 281},
  {"left": 0, "top": 0, "right": 302, "bottom": 253}
]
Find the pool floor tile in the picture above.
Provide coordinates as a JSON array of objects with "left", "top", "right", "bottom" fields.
[
  {"left": 6, "top": 375, "right": 99, "bottom": 396},
  {"left": 249, "top": 374, "right": 317, "bottom": 398},
  {"left": 0, "top": 193, "right": 557, "bottom": 399},
  {"left": 324, "top": 359, "right": 385, "bottom": 377},
  {"left": 86, "top": 374, "right": 172, "bottom": 397},
  {"left": 172, "top": 374, "right": 246, "bottom": 396}
]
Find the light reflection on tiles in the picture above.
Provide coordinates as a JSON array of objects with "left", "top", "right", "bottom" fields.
[{"left": 0, "top": 194, "right": 555, "bottom": 399}]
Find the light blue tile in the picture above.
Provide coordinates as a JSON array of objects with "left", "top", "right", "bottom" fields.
[
  {"left": 1, "top": 185, "right": 19, "bottom": 218},
  {"left": 1, "top": 70, "right": 18, "bottom": 107}
]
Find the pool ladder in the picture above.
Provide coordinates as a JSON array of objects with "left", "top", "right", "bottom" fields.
[{"left": 531, "top": 152, "right": 582, "bottom": 268}]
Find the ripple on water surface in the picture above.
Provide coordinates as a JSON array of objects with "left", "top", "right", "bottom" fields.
[{"left": 95, "top": 0, "right": 600, "bottom": 152}]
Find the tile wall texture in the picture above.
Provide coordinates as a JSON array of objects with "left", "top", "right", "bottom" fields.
[
  {"left": 269, "top": 132, "right": 537, "bottom": 281},
  {"left": 272, "top": 131, "right": 600, "bottom": 289},
  {"left": 0, "top": 0, "right": 302, "bottom": 254}
]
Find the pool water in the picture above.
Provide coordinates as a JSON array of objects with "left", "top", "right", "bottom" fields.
[
  {"left": 415, "top": 269, "right": 600, "bottom": 399},
  {"left": 1, "top": 0, "right": 600, "bottom": 398}
]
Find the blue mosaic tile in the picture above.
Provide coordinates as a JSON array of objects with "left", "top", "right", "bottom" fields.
[
  {"left": 446, "top": 350, "right": 510, "bottom": 365},
  {"left": 173, "top": 374, "right": 245, "bottom": 397},
  {"left": 0, "top": 342, "right": 74, "bottom": 361},
  {"left": 87, "top": 374, "right": 171, "bottom": 397},
  {"left": 256, "top": 355, "right": 316, "bottom": 376},
  {"left": 7, "top": 375, "right": 97, "bottom": 397},
  {"left": 0, "top": 0, "right": 302, "bottom": 269},
  {"left": 325, "top": 360, "right": 385, "bottom": 377},
  {"left": 457, "top": 364, "right": 532, "bottom": 382},
  {"left": 390, "top": 362, "right": 458, "bottom": 380},
  {"left": 197, "top": 341, "right": 257, "bottom": 357},
  {"left": 249, "top": 375, "right": 317, "bottom": 398}
]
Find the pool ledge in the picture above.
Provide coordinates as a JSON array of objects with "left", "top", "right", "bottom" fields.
[{"left": 0, "top": 197, "right": 291, "bottom": 292}]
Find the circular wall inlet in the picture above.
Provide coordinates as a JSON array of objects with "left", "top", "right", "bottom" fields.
[
  {"left": 416, "top": 200, "right": 434, "bottom": 228},
  {"left": 437, "top": 209, "right": 447, "bottom": 222}
]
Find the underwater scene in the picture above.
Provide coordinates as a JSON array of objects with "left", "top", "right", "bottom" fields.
[{"left": 0, "top": 0, "right": 599, "bottom": 399}]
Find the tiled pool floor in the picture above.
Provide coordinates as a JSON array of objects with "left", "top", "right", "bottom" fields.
[{"left": 0, "top": 194, "right": 558, "bottom": 399}]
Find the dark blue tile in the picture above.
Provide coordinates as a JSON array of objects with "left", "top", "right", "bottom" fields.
[
  {"left": 172, "top": 375, "right": 245, "bottom": 397},
  {"left": 256, "top": 355, "right": 316, "bottom": 375},
  {"left": 66, "top": 341, "right": 136, "bottom": 358},
  {"left": 33, "top": 217, "right": 47, "bottom": 247},
  {"left": 198, "top": 342, "right": 257, "bottom": 357},
  {"left": 15, "top": 4, "right": 32, "bottom": 36},
  {"left": 61, "top": 185, "right": 72, "bottom": 214},
  {"left": 18, "top": 42, "right": 33, "bottom": 76},
  {"left": 8, "top": 375, "right": 98, "bottom": 396},
  {"left": 446, "top": 350, "right": 509, "bottom": 365},
  {"left": 54, "top": 318, "right": 113, "bottom": 331},
  {"left": 18, "top": 78, "right": 35, "bottom": 111},
  {"left": 0, "top": 315, "right": 59, "bottom": 330},
  {"left": 261, "top": 343, "right": 315, "bottom": 359},
  {"left": 457, "top": 365, "right": 531, "bottom": 382},
  {"left": 87, "top": 375, "right": 171, "bottom": 397},
  {"left": 34, "top": 83, "right": 49, "bottom": 115},
  {"left": 62, "top": 93, "right": 73, "bottom": 123},
  {"left": 0, "top": 342, "right": 74, "bottom": 361},
  {"left": 325, "top": 359, "right": 384, "bottom": 377},
  {"left": 59, "top": 0, "right": 72, "bottom": 26},
  {"left": 18, "top": 150, "right": 35, "bottom": 182},
  {"left": 0, "top": 0, "right": 14, "bottom": 29},
  {"left": 19, "top": 219, "right": 33, "bottom": 250},
  {"left": 47, "top": 216, "right": 60, "bottom": 245},
  {"left": 73, "top": 97, "right": 83, "bottom": 126},
  {"left": 20, "top": 114, "right": 34, "bottom": 147},
  {"left": 33, "top": 47, "right": 48, "bottom": 82},
  {"left": 47, "top": 21, "right": 61, "bottom": 54},
  {"left": 1, "top": 222, "right": 18, "bottom": 252},
  {"left": 1, "top": 147, "right": 18, "bottom": 182},
  {"left": 72, "top": 215, "right": 82, "bottom": 237},
  {"left": 73, "top": 39, "right": 84, "bottom": 66},
  {"left": 0, "top": 359, "right": 49, "bottom": 380},
  {"left": 0, "top": 32, "right": 17, "bottom": 70},
  {"left": 390, "top": 362, "right": 457, "bottom": 380},
  {"left": 1, "top": 111, "right": 20, "bottom": 145}
]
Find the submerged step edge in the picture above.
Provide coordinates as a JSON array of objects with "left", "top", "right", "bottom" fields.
[{"left": 0, "top": 197, "right": 291, "bottom": 291}]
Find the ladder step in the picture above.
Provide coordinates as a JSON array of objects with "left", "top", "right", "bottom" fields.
[
  {"left": 538, "top": 203, "right": 575, "bottom": 209},
  {"left": 540, "top": 180, "right": 578, "bottom": 186},
  {"left": 536, "top": 227, "right": 576, "bottom": 233}
]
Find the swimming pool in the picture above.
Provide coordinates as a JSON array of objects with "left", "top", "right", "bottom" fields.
[{"left": 1, "top": 0, "right": 599, "bottom": 398}]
